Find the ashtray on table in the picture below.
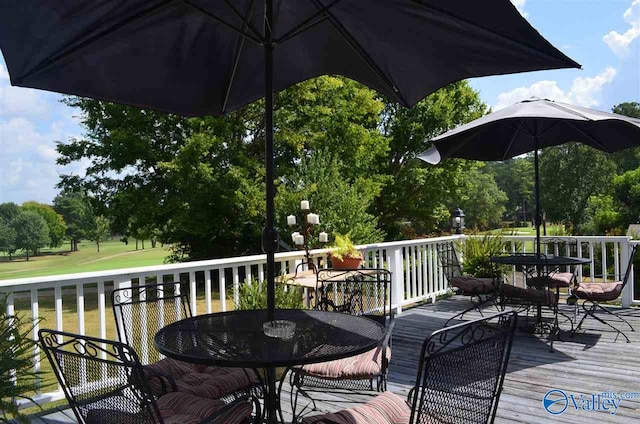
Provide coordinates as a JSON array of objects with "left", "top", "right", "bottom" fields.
[{"left": 263, "top": 320, "right": 296, "bottom": 340}]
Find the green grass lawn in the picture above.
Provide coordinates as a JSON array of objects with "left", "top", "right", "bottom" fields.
[{"left": 0, "top": 239, "right": 171, "bottom": 280}]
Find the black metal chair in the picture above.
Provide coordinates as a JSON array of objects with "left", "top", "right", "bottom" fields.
[
  {"left": 437, "top": 242, "right": 502, "bottom": 326},
  {"left": 39, "top": 329, "right": 259, "bottom": 424},
  {"left": 302, "top": 310, "right": 517, "bottom": 424},
  {"left": 573, "top": 244, "right": 638, "bottom": 343},
  {"left": 536, "top": 237, "right": 580, "bottom": 291},
  {"left": 288, "top": 268, "right": 394, "bottom": 418},
  {"left": 112, "top": 282, "right": 258, "bottom": 399}
]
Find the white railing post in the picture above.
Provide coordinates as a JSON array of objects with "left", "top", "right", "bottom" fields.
[
  {"left": 388, "top": 246, "right": 404, "bottom": 314},
  {"left": 621, "top": 239, "right": 632, "bottom": 308}
]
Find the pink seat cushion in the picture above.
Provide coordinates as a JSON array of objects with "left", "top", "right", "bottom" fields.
[
  {"left": 574, "top": 282, "right": 623, "bottom": 301},
  {"left": 303, "top": 391, "right": 410, "bottom": 424},
  {"left": 158, "top": 392, "right": 251, "bottom": 424},
  {"left": 527, "top": 272, "right": 574, "bottom": 289},
  {"left": 449, "top": 276, "right": 498, "bottom": 295},
  {"left": 301, "top": 346, "right": 390, "bottom": 380},
  {"left": 144, "top": 357, "right": 256, "bottom": 399}
]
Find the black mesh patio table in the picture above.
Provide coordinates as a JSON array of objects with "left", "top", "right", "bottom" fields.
[{"left": 154, "top": 309, "right": 385, "bottom": 423}]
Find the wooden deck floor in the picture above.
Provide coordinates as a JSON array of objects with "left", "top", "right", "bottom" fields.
[{"left": 34, "top": 298, "right": 639, "bottom": 423}]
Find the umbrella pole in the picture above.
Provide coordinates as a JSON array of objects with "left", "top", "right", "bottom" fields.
[
  {"left": 534, "top": 132, "right": 542, "bottom": 258},
  {"left": 263, "top": 0, "right": 277, "bottom": 322}
]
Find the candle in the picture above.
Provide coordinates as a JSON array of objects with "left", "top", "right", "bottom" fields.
[
  {"left": 319, "top": 232, "right": 328, "bottom": 243},
  {"left": 291, "top": 231, "right": 300, "bottom": 241},
  {"left": 294, "top": 234, "right": 305, "bottom": 245},
  {"left": 287, "top": 214, "right": 296, "bottom": 226},
  {"left": 300, "top": 200, "right": 310, "bottom": 210},
  {"left": 307, "top": 213, "right": 319, "bottom": 225}
]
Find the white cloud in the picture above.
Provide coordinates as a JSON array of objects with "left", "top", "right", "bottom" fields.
[
  {"left": 494, "top": 67, "right": 617, "bottom": 110},
  {"left": 511, "top": 0, "right": 528, "bottom": 17},
  {"left": 603, "top": 0, "right": 640, "bottom": 57},
  {"left": 0, "top": 85, "right": 48, "bottom": 117},
  {"left": 0, "top": 63, "right": 8, "bottom": 81}
]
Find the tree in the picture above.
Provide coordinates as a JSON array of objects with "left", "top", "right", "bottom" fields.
[
  {"left": 21, "top": 201, "right": 67, "bottom": 248},
  {"left": 612, "top": 167, "right": 640, "bottom": 228},
  {"left": 90, "top": 215, "right": 111, "bottom": 252},
  {"left": 53, "top": 191, "right": 95, "bottom": 251},
  {"left": 487, "top": 157, "right": 534, "bottom": 225},
  {"left": 0, "top": 202, "right": 20, "bottom": 223},
  {"left": 376, "top": 81, "right": 488, "bottom": 238},
  {"left": 13, "top": 211, "right": 50, "bottom": 260},
  {"left": 582, "top": 195, "right": 622, "bottom": 235},
  {"left": 456, "top": 167, "right": 508, "bottom": 230},
  {"left": 539, "top": 143, "right": 617, "bottom": 233},
  {"left": 0, "top": 218, "right": 17, "bottom": 259}
]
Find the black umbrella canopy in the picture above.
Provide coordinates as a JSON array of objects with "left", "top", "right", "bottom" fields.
[
  {"left": 0, "top": 1, "right": 579, "bottom": 116},
  {"left": 420, "top": 97, "right": 640, "bottom": 162},
  {"left": 418, "top": 97, "right": 640, "bottom": 254}
]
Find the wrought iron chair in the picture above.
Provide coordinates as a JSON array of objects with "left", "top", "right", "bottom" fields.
[
  {"left": 572, "top": 244, "right": 638, "bottom": 343},
  {"left": 39, "top": 329, "right": 259, "bottom": 424},
  {"left": 112, "top": 282, "right": 258, "bottom": 400},
  {"left": 302, "top": 310, "right": 517, "bottom": 424},
  {"left": 288, "top": 268, "right": 394, "bottom": 418},
  {"left": 539, "top": 237, "right": 580, "bottom": 291},
  {"left": 437, "top": 241, "right": 502, "bottom": 326}
]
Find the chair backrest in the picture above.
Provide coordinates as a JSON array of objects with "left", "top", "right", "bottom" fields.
[
  {"left": 315, "top": 268, "right": 393, "bottom": 326},
  {"left": 540, "top": 237, "right": 578, "bottom": 257},
  {"left": 408, "top": 310, "right": 517, "bottom": 424},
  {"left": 437, "top": 241, "right": 463, "bottom": 280},
  {"left": 112, "top": 282, "right": 191, "bottom": 365},
  {"left": 620, "top": 244, "right": 639, "bottom": 290},
  {"left": 39, "top": 329, "right": 162, "bottom": 424}
]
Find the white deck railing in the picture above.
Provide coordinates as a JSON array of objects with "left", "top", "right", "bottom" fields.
[{"left": 1, "top": 234, "right": 637, "bottom": 409}]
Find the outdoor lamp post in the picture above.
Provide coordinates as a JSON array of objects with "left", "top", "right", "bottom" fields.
[
  {"left": 287, "top": 200, "right": 328, "bottom": 274},
  {"left": 451, "top": 208, "right": 465, "bottom": 234}
]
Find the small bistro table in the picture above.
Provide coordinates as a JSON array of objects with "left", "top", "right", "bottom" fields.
[
  {"left": 154, "top": 309, "right": 385, "bottom": 423},
  {"left": 491, "top": 254, "right": 590, "bottom": 350}
]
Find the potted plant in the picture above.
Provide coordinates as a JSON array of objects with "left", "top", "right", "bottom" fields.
[{"left": 328, "top": 234, "right": 364, "bottom": 269}]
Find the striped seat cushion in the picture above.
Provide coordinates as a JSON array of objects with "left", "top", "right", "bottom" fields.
[
  {"left": 528, "top": 272, "right": 574, "bottom": 288},
  {"left": 303, "top": 391, "right": 410, "bottom": 424},
  {"left": 449, "top": 276, "right": 498, "bottom": 295},
  {"left": 300, "top": 346, "right": 390, "bottom": 380},
  {"left": 144, "top": 357, "right": 256, "bottom": 398},
  {"left": 574, "top": 281, "right": 623, "bottom": 301},
  {"left": 158, "top": 392, "right": 251, "bottom": 424}
]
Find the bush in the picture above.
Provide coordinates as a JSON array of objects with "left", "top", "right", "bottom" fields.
[
  {"left": 237, "top": 278, "right": 304, "bottom": 310},
  {"left": 1, "top": 294, "right": 41, "bottom": 422},
  {"left": 457, "top": 234, "right": 508, "bottom": 278}
]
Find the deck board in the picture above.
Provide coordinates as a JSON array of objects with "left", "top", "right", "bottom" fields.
[{"left": 33, "top": 297, "right": 639, "bottom": 423}]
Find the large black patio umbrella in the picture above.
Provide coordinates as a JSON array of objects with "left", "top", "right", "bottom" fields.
[
  {"left": 0, "top": 2, "right": 579, "bottom": 320},
  {"left": 418, "top": 97, "right": 640, "bottom": 254}
]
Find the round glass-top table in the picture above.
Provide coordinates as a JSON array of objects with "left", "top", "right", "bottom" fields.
[{"left": 154, "top": 309, "right": 385, "bottom": 423}]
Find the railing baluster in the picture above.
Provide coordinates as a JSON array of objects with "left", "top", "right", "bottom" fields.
[
  {"left": 31, "top": 289, "right": 41, "bottom": 391},
  {"left": 233, "top": 267, "right": 240, "bottom": 309},
  {"left": 219, "top": 268, "right": 227, "bottom": 312},
  {"left": 205, "top": 269, "right": 212, "bottom": 314}
]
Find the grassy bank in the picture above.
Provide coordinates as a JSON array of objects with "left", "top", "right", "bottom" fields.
[{"left": 0, "top": 239, "right": 170, "bottom": 280}]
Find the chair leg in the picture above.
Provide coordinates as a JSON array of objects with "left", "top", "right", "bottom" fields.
[
  {"left": 574, "top": 301, "right": 632, "bottom": 343},
  {"left": 445, "top": 292, "right": 498, "bottom": 326}
]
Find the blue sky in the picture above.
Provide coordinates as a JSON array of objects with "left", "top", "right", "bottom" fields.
[{"left": 1, "top": 0, "right": 639, "bottom": 205}]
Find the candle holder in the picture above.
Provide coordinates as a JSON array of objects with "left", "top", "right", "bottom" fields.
[{"left": 287, "top": 200, "right": 328, "bottom": 275}]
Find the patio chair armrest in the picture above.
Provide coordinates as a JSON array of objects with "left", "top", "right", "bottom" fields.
[
  {"left": 143, "top": 367, "right": 177, "bottom": 395},
  {"left": 381, "top": 320, "right": 396, "bottom": 369}
]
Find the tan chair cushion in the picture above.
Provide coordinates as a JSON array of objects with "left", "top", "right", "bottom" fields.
[
  {"left": 548, "top": 272, "right": 575, "bottom": 287},
  {"left": 449, "top": 276, "right": 498, "bottom": 295},
  {"left": 158, "top": 392, "right": 251, "bottom": 424},
  {"left": 300, "top": 346, "right": 390, "bottom": 380},
  {"left": 574, "top": 282, "right": 623, "bottom": 301},
  {"left": 302, "top": 391, "right": 410, "bottom": 424}
]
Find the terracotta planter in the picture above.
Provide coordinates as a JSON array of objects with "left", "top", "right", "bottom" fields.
[{"left": 330, "top": 255, "right": 363, "bottom": 269}]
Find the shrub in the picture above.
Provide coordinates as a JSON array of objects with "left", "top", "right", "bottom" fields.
[
  {"left": 457, "top": 234, "right": 508, "bottom": 278},
  {"left": 237, "top": 278, "right": 304, "bottom": 310},
  {"left": 1, "top": 294, "right": 41, "bottom": 422}
]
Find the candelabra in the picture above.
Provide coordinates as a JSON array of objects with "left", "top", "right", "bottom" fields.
[{"left": 287, "top": 200, "right": 328, "bottom": 275}]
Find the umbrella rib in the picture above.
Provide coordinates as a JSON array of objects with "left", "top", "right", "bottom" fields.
[
  {"left": 15, "top": 0, "right": 179, "bottom": 85},
  {"left": 180, "top": 0, "right": 263, "bottom": 44},
  {"left": 409, "top": 0, "right": 580, "bottom": 68},
  {"left": 564, "top": 121, "right": 611, "bottom": 152},
  {"left": 222, "top": 0, "right": 257, "bottom": 114},
  {"left": 307, "top": 0, "right": 406, "bottom": 105},
  {"left": 222, "top": 0, "right": 263, "bottom": 41},
  {"left": 275, "top": 0, "right": 344, "bottom": 44}
]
